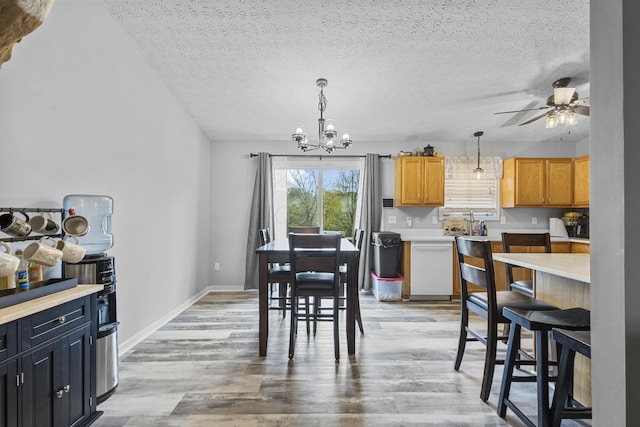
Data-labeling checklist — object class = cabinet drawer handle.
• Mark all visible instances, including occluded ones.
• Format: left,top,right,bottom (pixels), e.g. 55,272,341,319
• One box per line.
58,316,66,324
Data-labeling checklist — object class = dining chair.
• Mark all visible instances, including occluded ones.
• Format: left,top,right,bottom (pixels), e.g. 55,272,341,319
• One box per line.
501,232,552,297
288,232,342,360
288,226,321,234
454,236,557,401
259,228,289,316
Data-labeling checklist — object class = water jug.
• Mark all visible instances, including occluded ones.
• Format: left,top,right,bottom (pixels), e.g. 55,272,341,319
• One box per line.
63,195,113,255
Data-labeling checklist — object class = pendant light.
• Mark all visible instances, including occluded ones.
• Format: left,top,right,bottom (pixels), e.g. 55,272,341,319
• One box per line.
473,131,484,180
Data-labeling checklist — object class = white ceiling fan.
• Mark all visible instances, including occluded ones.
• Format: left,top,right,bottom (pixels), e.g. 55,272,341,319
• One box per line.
495,77,590,127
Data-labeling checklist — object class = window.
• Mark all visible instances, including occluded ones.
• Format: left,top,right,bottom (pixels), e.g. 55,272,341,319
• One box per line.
272,157,364,240
439,156,502,220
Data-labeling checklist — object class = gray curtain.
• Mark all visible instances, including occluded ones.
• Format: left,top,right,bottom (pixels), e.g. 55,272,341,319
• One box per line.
357,153,382,291
243,153,274,290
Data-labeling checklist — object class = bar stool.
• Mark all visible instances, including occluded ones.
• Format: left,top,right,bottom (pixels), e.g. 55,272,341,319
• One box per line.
550,329,592,427
497,307,591,427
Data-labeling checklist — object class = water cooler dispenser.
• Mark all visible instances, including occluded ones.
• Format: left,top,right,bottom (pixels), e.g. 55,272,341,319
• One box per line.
62,195,119,403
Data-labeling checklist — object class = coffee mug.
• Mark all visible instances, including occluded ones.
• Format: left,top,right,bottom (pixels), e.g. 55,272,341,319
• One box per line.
24,237,63,267
0,212,32,237
54,235,86,264
62,214,90,236
0,242,20,277
29,212,60,234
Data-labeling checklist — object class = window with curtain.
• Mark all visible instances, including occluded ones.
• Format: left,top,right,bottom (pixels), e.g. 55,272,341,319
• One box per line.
439,156,503,220
271,157,365,240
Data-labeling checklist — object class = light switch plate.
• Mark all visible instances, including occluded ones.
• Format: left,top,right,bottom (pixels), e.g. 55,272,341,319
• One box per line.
500,216,506,224
532,217,538,225
388,215,396,224
431,216,438,225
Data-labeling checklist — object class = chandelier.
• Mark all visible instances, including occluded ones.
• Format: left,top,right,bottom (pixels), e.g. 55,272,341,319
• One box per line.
291,78,352,153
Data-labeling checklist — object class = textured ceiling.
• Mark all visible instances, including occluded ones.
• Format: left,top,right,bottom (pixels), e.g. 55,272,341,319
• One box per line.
100,0,589,146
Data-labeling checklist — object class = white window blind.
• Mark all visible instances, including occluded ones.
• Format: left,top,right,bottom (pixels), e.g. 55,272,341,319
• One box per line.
440,156,503,220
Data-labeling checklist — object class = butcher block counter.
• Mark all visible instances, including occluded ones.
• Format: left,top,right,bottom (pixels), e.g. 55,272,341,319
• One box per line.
0,284,103,325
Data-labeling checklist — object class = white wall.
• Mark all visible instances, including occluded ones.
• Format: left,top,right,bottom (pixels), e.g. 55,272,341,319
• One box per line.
0,0,211,347
209,137,585,288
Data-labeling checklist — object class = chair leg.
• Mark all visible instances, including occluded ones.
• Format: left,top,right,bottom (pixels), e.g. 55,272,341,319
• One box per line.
355,292,364,334
280,283,287,318
454,304,469,371
535,330,551,427
305,297,311,336
333,292,340,360
480,320,499,401
288,294,298,359
550,345,577,427
497,323,522,416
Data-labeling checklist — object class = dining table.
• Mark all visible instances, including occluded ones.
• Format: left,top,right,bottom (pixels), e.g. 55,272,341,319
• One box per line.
256,237,360,357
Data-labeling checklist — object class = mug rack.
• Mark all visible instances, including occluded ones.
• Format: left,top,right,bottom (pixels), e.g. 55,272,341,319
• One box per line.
0,207,65,243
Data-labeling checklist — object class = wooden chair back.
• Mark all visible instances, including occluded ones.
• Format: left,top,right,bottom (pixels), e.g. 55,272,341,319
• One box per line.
288,233,341,277
288,226,321,234
258,228,271,246
455,237,498,313
501,232,551,287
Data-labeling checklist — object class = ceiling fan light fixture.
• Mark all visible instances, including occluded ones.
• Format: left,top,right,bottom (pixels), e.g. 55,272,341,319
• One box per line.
554,87,576,105
566,111,578,126
545,114,558,129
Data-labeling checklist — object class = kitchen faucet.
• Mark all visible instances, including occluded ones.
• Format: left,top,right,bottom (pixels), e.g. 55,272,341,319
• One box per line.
468,211,474,235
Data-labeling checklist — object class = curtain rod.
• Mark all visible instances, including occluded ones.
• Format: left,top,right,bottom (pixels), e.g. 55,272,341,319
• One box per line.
250,153,392,159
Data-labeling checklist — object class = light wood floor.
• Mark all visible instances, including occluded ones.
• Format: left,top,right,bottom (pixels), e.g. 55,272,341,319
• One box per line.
93,291,592,426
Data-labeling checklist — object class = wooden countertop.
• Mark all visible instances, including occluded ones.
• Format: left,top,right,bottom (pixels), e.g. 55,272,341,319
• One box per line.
492,253,590,283
0,285,103,325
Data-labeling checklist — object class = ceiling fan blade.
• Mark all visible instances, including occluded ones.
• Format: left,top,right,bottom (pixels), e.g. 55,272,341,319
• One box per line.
554,87,576,104
494,106,549,115
517,111,550,126
574,105,590,116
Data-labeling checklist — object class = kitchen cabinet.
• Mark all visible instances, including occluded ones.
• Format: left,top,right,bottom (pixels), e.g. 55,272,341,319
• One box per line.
0,294,99,427
501,158,574,208
394,156,444,206
573,155,590,207
571,242,590,253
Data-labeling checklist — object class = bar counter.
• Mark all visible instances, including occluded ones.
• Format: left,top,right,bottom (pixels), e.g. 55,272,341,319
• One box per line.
492,252,591,405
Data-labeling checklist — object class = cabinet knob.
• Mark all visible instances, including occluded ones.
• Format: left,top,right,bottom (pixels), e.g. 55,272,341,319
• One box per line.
57,389,64,398
58,316,66,324
63,384,70,393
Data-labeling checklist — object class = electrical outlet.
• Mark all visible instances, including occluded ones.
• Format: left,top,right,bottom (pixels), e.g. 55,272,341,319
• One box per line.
406,216,412,227
532,217,538,225
500,216,506,225
388,215,396,224
431,215,438,225
414,217,420,224
214,263,220,271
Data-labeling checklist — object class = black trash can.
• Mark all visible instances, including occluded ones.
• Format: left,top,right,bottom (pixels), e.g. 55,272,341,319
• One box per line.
371,231,402,278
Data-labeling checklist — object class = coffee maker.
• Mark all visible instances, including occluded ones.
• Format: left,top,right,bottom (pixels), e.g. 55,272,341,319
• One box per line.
577,215,589,238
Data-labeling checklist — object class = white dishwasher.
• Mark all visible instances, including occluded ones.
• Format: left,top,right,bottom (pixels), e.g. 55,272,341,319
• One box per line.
410,242,453,300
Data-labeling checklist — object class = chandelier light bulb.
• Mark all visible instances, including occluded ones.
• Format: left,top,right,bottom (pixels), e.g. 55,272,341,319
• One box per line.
342,133,349,141
295,127,304,135
326,123,334,131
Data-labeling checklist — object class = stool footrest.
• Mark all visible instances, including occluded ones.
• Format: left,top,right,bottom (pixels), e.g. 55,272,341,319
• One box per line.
503,399,537,427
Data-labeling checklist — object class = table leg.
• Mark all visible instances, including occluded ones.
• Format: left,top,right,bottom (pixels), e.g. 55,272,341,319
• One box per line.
259,253,268,356
347,254,357,354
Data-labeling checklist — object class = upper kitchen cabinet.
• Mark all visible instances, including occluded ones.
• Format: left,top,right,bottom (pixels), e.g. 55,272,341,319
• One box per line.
501,157,574,208
573,155,590,207
395,156,445,206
